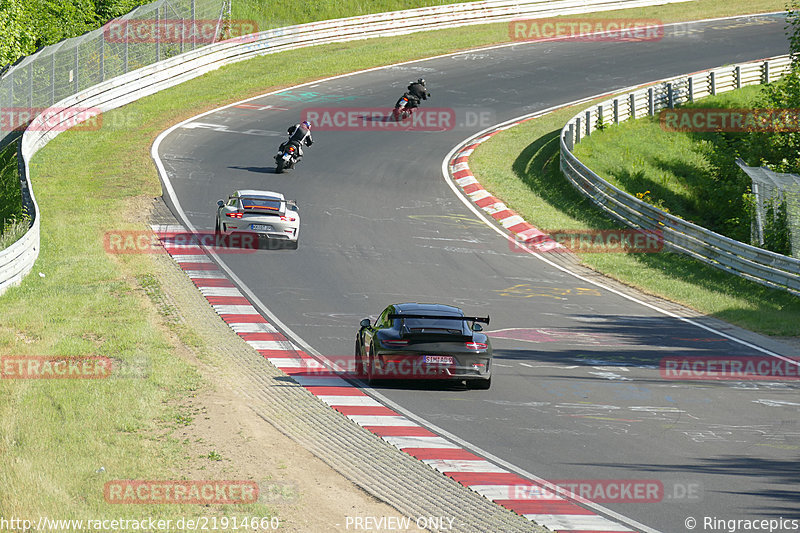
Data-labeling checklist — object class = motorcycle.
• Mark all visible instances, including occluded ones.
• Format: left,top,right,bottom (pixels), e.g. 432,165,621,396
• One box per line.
275,141,301,173
392,95,416,121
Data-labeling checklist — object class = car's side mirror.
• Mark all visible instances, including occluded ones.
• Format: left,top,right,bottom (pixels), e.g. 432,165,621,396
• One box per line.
360,318,371,328
217,200,224,207
471,323,483,332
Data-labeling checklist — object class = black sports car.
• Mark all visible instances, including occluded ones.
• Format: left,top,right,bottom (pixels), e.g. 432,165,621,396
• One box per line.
355,303,492,389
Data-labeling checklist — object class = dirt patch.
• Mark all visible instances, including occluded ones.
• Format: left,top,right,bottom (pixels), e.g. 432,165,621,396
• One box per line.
175,385,428,533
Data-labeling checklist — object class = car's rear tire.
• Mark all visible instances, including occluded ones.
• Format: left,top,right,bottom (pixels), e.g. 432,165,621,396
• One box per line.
354,339,363,378
214,221,223,247
468,377,491,390
366,344,379,386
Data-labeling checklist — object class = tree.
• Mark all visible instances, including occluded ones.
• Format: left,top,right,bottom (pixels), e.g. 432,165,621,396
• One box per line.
0,0,37,68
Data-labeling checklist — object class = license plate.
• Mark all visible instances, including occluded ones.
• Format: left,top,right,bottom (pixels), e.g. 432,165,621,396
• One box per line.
423,355,453,364
251,224,273,231
282,153,292,161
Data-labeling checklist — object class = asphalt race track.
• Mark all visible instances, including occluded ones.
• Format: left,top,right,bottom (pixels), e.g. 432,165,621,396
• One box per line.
156,14,799,532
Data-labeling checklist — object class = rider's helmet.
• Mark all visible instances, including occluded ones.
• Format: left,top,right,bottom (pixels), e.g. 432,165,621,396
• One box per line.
417,78,425,86
302,120,311,130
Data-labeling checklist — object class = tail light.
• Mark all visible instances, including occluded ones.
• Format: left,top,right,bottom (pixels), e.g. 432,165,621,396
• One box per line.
288,146,295,152
382,340,409,347
465,342,488,350
280,215,296,222
225,212,243,218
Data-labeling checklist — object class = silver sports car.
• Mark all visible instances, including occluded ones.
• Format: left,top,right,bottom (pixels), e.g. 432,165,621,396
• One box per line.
215,189,300,249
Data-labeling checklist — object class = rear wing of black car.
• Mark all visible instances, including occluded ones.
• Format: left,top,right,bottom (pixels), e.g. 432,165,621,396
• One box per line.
388,314,490,324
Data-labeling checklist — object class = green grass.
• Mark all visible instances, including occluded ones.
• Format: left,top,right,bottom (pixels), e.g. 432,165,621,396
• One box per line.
573,86,766,242
232,0,483,29
230,0,788,30
470,97,800,336
0,0,791,522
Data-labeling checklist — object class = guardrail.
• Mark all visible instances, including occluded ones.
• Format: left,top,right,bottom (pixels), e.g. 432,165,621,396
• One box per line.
560,55,800,296
0,0,698,295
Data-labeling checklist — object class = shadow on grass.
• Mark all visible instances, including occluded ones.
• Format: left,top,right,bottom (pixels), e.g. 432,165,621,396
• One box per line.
509,129,800,335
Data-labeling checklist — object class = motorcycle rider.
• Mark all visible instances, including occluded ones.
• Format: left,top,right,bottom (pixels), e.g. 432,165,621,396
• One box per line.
278,120,314,160
407,78,430,102
398,78,430,112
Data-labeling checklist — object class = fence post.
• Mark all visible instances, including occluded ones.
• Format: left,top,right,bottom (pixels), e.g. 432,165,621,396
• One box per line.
629,93,636,120
566,123,574,151
191,0,197,51
735,65,741,89
584,110,591,136
99,33,105,83
124,20,129,73
710,71,716,95
156,7,161,62
763,61,770,84
51,54,55,105
74,44,80,94
648,87,654,116
575,116,581,143
597,105,603,129
613,98,619,124
28,65,33,110
667,83,674,109
688,76,693,102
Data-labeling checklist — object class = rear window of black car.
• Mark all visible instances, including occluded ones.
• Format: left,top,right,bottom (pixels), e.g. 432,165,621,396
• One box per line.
241,197,282,211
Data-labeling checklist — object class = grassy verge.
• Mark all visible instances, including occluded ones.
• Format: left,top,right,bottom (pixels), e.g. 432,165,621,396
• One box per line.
572,86,766,243
470,96,800,336
0,0,789,522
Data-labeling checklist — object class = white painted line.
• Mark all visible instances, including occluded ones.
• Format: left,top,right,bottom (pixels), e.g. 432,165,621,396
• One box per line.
499,215,525,228
150,224,185,232
458,148,474,157
347,415,418,427
213,304,260,314
483,202,508,215
172,255,212,263
469,484,561,501
268,358,324,369
199,287,244,297
524,514,634,532
247,340,298,351
230,322,279,333
316,395,380,406
467,189,491,201
382,436,459,449
183,270,226,278
423,459,507,473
